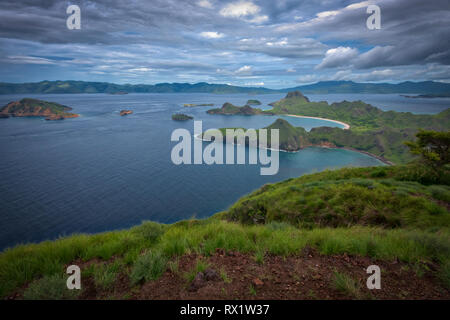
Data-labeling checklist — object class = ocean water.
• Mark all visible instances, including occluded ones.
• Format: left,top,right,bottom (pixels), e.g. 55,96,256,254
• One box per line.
1,92,446,250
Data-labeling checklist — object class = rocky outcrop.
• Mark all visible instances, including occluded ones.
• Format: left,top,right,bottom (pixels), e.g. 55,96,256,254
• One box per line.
120,110,133,116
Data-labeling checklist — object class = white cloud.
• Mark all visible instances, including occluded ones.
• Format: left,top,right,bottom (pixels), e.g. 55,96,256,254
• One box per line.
6,55,55,65
128,67,153,72
316,46,359,69
220,1,267,24
277,1,371,31
235,65,252,75
248,15,268,24
200,31,224,39
244,81,264,86
220,1,260,18
197,0,213,9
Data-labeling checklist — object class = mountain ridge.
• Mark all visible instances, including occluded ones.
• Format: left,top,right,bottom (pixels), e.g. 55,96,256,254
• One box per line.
1,80,450,94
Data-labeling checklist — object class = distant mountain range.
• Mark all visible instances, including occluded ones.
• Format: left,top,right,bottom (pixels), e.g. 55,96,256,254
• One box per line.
1,80,450,95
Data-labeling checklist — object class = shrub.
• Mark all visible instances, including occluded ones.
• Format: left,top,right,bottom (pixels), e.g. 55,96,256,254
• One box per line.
332,271,362,299
131,221,167,243
93,260,123,290
130,250,168,285
23,274,80,300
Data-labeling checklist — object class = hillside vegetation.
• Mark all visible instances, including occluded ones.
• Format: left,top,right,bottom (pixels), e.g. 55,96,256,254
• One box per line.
206,92,450,164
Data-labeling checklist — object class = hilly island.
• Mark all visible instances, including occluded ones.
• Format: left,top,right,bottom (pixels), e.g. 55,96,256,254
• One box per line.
203,91,450,164
0,98,79,120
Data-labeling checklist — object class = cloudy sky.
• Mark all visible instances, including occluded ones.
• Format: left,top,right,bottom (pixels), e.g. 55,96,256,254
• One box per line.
0,0,449,88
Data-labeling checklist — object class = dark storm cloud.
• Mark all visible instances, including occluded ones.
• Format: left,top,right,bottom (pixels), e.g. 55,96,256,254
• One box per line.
276,0,450,69
0,0,448,86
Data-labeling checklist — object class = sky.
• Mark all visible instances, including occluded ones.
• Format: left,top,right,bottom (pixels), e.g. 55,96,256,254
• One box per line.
0,0,449,89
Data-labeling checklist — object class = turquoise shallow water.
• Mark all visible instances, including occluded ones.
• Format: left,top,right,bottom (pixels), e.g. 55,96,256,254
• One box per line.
1,92,438,250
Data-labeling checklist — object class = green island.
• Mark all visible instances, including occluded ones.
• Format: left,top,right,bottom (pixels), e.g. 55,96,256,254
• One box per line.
0,98,79,120
206,102,266,116
205,91,450,164
172,113,193,121
401,93,450,99
246,99,262,105
183,103,214,107
0,131,449,300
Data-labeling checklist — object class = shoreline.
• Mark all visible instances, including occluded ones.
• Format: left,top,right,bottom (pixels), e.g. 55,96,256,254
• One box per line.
285,114,350,130
195,133,393,164
314,145,394,166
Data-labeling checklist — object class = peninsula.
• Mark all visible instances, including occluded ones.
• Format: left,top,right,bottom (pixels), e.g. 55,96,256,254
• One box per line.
206,91,450,164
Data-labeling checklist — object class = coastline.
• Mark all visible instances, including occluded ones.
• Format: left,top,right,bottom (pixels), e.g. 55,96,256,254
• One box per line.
315,145,394,166
195,133,393,164
285,114,350,130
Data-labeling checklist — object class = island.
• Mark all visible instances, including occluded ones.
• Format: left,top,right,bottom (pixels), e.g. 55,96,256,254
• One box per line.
206,102,267,115
401,93,450,99
120,110,133,116
0,98,79,120
183,103,214,107
246,99,262,105
205,91,450,164
110,91,128,95
172,113,193,121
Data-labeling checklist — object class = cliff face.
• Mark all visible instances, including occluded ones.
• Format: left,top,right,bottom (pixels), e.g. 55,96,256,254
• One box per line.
0,98,79,120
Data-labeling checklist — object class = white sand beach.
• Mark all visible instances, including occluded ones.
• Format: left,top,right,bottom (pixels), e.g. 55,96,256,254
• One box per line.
285,114,350,130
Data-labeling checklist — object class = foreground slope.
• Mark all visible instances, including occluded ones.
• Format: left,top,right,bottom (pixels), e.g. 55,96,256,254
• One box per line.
0,165,449,300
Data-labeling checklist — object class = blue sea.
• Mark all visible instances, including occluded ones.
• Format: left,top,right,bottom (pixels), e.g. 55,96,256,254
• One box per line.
0,93,448,250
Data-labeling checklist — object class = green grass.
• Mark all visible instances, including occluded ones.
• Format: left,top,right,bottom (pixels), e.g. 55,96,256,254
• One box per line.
184,258,211,284
226,166,450,229
220,268,232,284
92,260,124,290
332,271,362,299
23,274,80,300
249,284,257,296
130,250,168,285
1,220,449,298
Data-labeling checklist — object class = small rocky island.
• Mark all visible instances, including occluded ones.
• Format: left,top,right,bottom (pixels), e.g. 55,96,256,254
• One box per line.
0,98,79,120
183,103,214,107
172,113,193,121
206,102,266,115
246,99,262,105
120,110,133,116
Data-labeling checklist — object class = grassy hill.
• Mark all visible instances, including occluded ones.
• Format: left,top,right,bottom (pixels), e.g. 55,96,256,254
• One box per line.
0,164,449,300
207,102,264,115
